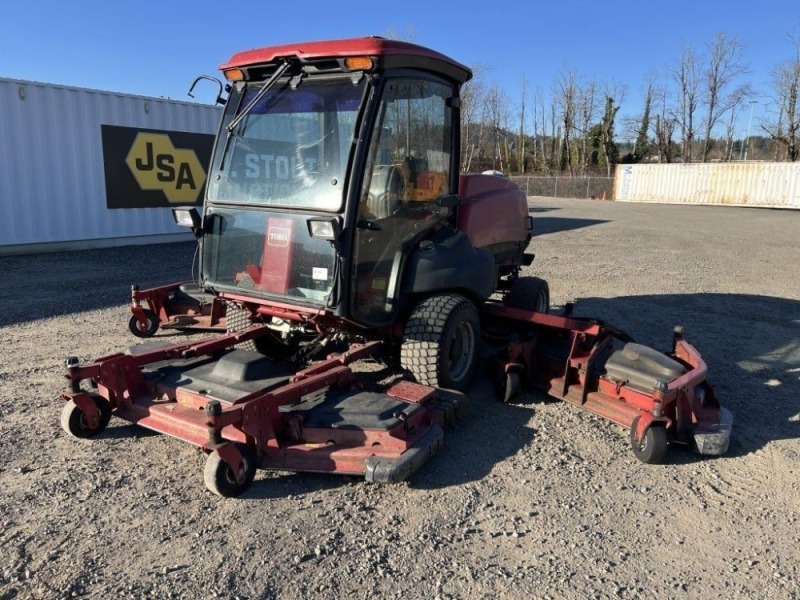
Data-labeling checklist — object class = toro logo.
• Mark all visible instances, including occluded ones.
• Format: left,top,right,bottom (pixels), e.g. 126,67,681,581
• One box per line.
267,227,290,247
125,133,207,203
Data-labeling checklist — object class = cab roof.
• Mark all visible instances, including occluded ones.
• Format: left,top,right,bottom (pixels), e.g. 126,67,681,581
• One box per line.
220,37,472,84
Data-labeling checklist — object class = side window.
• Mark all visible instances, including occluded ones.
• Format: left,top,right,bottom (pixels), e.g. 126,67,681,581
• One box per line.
352,78,455,324
360,79,453,220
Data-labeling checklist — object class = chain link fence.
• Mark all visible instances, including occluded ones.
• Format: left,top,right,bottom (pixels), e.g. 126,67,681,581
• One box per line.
509,176,614,200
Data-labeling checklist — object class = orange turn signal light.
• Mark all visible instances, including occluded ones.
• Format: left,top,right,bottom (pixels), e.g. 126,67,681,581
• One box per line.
344,56,374,71
223,68,244,81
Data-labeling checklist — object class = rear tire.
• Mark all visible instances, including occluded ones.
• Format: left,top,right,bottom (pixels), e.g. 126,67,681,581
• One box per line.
401,294,480,392
505,277,549,313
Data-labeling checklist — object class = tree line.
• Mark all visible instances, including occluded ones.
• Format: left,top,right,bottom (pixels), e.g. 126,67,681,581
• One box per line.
457,24,800,176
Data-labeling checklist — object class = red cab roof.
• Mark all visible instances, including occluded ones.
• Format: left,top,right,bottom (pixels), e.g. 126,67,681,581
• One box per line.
220,37,472,84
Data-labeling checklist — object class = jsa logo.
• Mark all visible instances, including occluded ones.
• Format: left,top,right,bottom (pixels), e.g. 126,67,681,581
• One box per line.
125,133,206,203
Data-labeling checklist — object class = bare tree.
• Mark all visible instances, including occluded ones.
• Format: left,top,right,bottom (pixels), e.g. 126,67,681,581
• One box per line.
483,83,510,171
460,64,488,171
723,102,743,161
700,32,751,161
530,87,545,172
653,85,677,163
382,26,416,41
554,69,579,175
517,75,527,173
674,44,702,162
762,26,800,161
550,102,559,174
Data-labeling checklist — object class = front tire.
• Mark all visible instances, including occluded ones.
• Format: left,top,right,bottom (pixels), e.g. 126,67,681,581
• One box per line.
401,294,480,392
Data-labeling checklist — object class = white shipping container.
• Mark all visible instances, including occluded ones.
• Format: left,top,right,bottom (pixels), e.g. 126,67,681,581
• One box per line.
0,77,223,254
614,162,800,209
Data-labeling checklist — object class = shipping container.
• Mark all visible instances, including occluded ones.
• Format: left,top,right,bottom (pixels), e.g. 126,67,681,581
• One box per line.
614,162,800,209
0,77,222,255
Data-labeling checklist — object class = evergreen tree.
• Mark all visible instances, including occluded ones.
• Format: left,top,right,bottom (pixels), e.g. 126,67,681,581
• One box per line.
633,84,653,162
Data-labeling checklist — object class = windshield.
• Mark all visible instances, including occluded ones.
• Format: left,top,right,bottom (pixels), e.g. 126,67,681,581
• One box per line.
207,76,366,211
202,207,336,304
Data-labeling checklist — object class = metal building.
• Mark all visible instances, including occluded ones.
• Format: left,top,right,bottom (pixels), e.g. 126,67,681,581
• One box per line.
0,78,222,255
614,162,800,209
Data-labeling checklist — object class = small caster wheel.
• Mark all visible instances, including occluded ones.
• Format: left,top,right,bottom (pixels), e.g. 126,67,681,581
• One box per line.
204,443,257,498
498,372,521,404
60,395,112,439
128,309,159,338
630,417,668,464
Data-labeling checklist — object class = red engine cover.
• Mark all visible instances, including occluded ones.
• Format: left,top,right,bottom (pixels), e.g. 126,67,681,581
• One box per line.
457,173,529,252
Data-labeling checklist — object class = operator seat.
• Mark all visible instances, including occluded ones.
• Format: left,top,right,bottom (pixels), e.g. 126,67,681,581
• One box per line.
365,164,405,219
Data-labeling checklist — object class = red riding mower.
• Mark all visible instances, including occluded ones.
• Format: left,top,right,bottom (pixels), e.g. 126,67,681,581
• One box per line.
60,38,731,497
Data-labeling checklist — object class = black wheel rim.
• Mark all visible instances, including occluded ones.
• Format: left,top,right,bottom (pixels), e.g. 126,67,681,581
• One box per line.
448,320,476,382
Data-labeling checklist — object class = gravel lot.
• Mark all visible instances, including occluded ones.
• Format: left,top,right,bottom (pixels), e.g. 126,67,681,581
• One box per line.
0,197,798,599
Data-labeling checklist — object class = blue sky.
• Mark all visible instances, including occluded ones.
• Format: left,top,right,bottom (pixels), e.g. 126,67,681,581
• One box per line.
1,0,798,137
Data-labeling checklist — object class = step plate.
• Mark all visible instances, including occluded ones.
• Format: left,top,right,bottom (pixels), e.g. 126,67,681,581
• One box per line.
279,389,424,431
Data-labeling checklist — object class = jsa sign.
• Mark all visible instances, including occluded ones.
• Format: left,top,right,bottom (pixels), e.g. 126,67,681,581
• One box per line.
102,125,214,209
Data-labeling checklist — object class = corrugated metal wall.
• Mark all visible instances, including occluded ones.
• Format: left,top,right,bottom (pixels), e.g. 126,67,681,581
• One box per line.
0,78,222,251
614,163,800,209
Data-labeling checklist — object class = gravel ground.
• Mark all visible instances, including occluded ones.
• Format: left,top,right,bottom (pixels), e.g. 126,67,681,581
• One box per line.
0,197,798,599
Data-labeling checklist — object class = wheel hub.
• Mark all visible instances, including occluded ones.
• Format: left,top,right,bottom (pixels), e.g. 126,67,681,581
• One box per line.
448,321,475,381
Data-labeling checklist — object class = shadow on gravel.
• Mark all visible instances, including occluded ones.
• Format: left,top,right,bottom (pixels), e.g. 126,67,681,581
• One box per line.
528,207,561,213
242,472,350,500
0,241,198,327
568,293,800,456
534,217,610,236
412,378,538,490
102,423,160,440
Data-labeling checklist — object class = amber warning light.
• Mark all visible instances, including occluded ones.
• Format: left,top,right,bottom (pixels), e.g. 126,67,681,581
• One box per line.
223,68,244,81
344,56,374,71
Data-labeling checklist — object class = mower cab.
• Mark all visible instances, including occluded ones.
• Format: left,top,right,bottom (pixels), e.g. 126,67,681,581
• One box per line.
183,38,530,335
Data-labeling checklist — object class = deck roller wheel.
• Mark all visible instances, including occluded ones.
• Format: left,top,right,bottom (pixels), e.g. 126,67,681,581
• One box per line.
204,443,257,498
128,309,159,338
60,395,112,439
630,417,668,464
497,371,521,404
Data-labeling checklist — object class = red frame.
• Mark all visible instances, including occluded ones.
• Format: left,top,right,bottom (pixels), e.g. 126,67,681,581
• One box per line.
131,281,226,332
483,304,723,447
62,330,452,478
